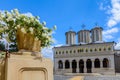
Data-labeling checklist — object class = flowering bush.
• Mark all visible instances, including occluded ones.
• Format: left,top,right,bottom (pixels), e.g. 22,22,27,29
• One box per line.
0,9,56,48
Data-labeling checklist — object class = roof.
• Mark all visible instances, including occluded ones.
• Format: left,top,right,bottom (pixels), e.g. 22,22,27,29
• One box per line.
65,30,76,35
53,41,115,49
91,27,103,31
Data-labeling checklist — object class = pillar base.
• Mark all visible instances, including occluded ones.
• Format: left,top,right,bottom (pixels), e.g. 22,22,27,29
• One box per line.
5,52,53,80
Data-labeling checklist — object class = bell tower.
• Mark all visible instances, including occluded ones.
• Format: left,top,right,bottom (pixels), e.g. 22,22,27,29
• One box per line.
65,28,76,45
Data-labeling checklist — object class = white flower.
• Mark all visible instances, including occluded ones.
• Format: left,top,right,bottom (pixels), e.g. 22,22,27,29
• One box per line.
4,26,8,30
46,35,51,40
17,25,20,28
42,33,47,37
23,18,26,21
29,27,33,34
27,19,30,24
13,9,19,16
36,16,40,19
35,37,38,41
42,21,46,26
43,26,48,30
29,17,34,21
53,25,57,30
6,12,11,18
15,27,17,29
6,17,13,22
21,28,26,33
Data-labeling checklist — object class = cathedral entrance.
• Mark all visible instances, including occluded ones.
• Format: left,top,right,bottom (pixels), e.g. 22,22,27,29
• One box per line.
86,59,92,73
72,60,77,73
79,60,84,73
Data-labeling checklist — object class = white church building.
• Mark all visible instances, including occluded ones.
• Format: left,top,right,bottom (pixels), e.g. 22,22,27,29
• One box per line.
53,26,120,75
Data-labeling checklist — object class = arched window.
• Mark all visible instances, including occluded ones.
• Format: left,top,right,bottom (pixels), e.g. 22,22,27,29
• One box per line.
65,60,70,69
70,50,72,53
59,51,61,54
66,51,68,54
62,51,64,54
58,60,63,69
99,48,101,51
90,49,92,52
86,59,92,68
56,51,58,54
86,59,92,73
86,49,88,52
108,47,111,51
94,58,100,68
81,49,83,52
94,48,97,51
74,50,76,53
104,48,106,51
79,59,84,73
72,60,77,73
72,60,77,68
103,58,109,68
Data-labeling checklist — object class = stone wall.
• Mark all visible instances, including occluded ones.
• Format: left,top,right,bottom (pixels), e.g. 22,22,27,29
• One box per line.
115,54,120,73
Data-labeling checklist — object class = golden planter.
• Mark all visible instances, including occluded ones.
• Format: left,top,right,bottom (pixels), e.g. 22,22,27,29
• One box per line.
16,28,41,52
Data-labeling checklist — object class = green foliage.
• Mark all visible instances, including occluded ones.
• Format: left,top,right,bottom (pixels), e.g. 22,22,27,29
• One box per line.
9,43,18,52
0,42,5,51
0,9,56,48
0,52,5,58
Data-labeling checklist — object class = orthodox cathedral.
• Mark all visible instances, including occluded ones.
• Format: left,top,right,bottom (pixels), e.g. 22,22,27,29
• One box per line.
53,25,120,76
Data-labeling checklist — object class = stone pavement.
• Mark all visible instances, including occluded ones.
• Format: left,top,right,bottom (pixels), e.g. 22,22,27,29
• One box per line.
54,74,120,80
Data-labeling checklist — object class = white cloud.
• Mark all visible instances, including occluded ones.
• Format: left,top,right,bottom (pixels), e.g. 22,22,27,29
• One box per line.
41,46,54,59
99,2,111,10
115,38,120,49
41,44,63,60
107,0,120,27
107,19,117,27
103,35,114,40
52,38,58,44
103,27,119,40
99,0,120,42
100,3,106,10
103,27,119,35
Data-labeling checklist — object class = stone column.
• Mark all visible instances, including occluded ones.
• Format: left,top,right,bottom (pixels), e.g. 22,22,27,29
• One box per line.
91,59,94,73
5,52,53,80
92,59,94,68
62,61,65,74
69,61,72,73
84,60,87,73
77,60,79,73
100,59,103,68
63,61,65,69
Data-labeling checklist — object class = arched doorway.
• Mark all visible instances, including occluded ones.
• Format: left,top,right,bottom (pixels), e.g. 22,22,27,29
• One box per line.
86,59,92,73
65,60,70,69
103,58,109,68
58,60,63,69
94,58,100,68
79,59,84,73
72,60,77,73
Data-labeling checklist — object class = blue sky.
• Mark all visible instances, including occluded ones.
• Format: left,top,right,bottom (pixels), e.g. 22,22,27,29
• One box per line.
1,0,120,59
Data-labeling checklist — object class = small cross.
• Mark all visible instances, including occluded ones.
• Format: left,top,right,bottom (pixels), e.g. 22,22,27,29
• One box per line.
69,27,72,31
95,22,98,26
81,24,85,29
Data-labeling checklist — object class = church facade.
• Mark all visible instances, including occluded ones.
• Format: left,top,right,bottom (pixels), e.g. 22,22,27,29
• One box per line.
53,26,118,75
